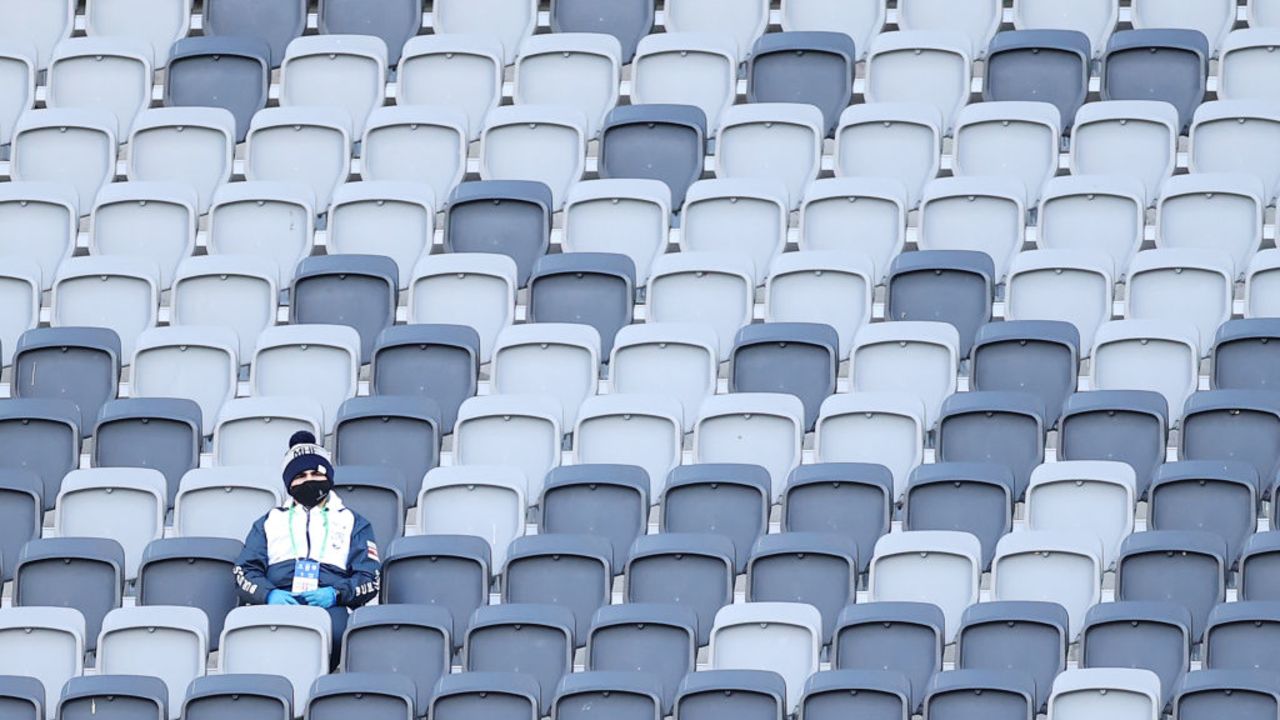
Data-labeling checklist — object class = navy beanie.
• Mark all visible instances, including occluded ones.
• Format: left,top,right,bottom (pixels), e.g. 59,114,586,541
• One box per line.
281,430,335,487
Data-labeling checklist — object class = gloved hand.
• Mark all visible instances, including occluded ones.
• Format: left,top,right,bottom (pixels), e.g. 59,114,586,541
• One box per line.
267,589,299,605
300,586,338,609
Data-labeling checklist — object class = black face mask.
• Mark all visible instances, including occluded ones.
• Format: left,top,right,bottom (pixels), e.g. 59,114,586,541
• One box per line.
289,479,332,509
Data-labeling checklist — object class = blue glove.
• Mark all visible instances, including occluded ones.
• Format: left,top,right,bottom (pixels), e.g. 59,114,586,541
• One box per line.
267,589,299,605
300,587,338,609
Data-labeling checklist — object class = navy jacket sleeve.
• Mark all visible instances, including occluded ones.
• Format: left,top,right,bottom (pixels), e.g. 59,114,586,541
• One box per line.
335,515,381,608
233,516,274,605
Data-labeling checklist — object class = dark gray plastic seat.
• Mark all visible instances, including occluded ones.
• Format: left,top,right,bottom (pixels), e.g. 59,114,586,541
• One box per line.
674,670,786,720
624,533,735,646
551,0,654,62
529,253,636,357
464,604,576,715
1212,319,1280,391
1149,460,1258,566
1058,390,1169,500
799,670,911,720
1205,601,1280,672
1080,601,1192,709
587,604,698,715
1102,29,1211,133
746,32,858,137
1116,531,1227,641
202,0,307,68
957,601,1069,712
13,327,121,438
971,321,1081,425
0,471,42,582
904,462,1015,570
59,675,167,720
781,463,893,575
746,532,857,645
923,670,1036,720
1180,391,1280,498
381,534,490,649
371,324,480,434
334,396,442,504
886,250,996,358
552,671,663,720
502,534,613,644
0,400,78,512
342,605,450,714
429,672,540,720
14,537,124,652
137,537,243,651
182,674,293,720
0,676,42,720
833,602,945,712
984,30,1091,130
729,322,839,431
1242,532,1280,602
539,464,650,571
330,465,406,547
165,37,271,142
319,0,421,65
659,463,771,574
291,255,400,364
93,398,201,510
936,392,1045,501
304,673,415,720
445,181,554,287
598,104,707,209
1174,669,1280,720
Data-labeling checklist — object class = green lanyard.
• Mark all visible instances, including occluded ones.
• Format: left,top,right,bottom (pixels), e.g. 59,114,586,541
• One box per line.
287,504,330,561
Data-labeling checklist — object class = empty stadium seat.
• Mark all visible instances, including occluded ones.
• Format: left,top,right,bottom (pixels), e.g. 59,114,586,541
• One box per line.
869,531,982,643
586,604,698,715
1247,249,1280,317
0,607,82,716
681,179,789,286
1102,30,1210,133
11,109,117,212
664,0,768,58
334,395,442,501
97,606,207,717
1213,319,1280,390
199,0,302,67
514,34,621,139
206,182,314,288
693,394,805,500
1125,249,1234,353
924,670,1037,720
245,107,352,210
710,602,822,714
280,35,387,137
52,256,158,362
47,37,152,138
408,254,516,365
745,33,857,137
1047,668,1162,720
305,673,416,720
1242,532,1280,601
632,33,739,134
887,250,995,358
833,602,945,712
746,533,858,645
674,670,787,720
331,465,406,547
0,261,40,368
92,398,200,509
798,669,912,720
904,463,1014,570
173,468,280,541
957,601,1070,712
851,321,960,428
211,397,323,467
379,534,489,648
0,471,40,582
89,183,197,291
55,468,165,579
1090,320,1201,425
318,0,420,66
326,182,434,290
658,464,771,573
1131,0,1236,56
562,180,670,288
503,534,613,642
1195,102,1280,200
136,537,242,651
14,537,123,652
865,31,973,133
1218,29,1280,101
779,0,884,59
991,531,1103,640
597,104,707,209
432,0,537,65
164,38,270,143
464,604,575,715
897,0,1001,58
1070,101,1180,206
1174,669,1280,720
953,100,1062,205
834,105,941,210
623,534,736,646
480,105,587,210
1025,461,1138,570
359,106,467,204
0,183,77,294
814,394,926,502
984,30,1092,128
340,604,450,714
1116,531,1228,640
528,253,635,357
428,672,541,720
764,253,873,362
11,327,121,437
251,324,361,434
291,255,399,364
370,325,479,435
1156,174,1264,276
971,321,1080,424
416,465,526,568
1080,601,1192,710
571,397,680,503
452,396,561,501
646,252,755,360
58,676,167,720
491,322,600,429
1180,391,1280,501
730,323,838,431
1036,176,1146,279
0,1,72,71
0,675,43,720
918,177,1026,280
1204,602,1280,672
781,464,893,574
162,262,271,366
0,400,79,511
219,605,331,712
537,464,648,570
130,327,237,438
397,35,504,141
551,671,663,720
444,180,554,288
716,104,824,207
181,674,293,720
936,392,1045,500
1058,390,1168,499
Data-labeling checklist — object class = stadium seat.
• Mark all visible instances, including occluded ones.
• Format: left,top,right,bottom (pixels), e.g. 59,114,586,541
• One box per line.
1058,390,1168,499
164,38,270,143
290,254,399,364
657,464,771,573
923,670,1036,720
1025,461,1138,571
416,465,526,568
245,107,352,210
491,322,600,428
528,253,635,357
1090,320,1201,425
14,537,123,652
625,534,736,646
1180,391,1280,500
173,468,280,541
211,397,323,467
47,37,151,138
89,182,197,291
1079,601,1192,710
681,179,789,286
709,602,821,714
479,105,587,210
746,533,858,645
51,256,159,362
432,0,537,65
597,104,707,209
444,180,554,288
550,0,654,62
886,250,995,358
428,672,541,720
10,109,117,212
318,0,420,66
55,468,165,579
0,676,43,720
779,0,884,59
957,601,1070,712
0,261,41,367
250,324,361,434
219,606,331,712
1102,30,1210,133
745,33,857,137
897,0,1001,58
729,323,838,431
280,35,386,137
408,253,517,364
810,398,920,484
11,327,121,437
0,183,77,294
371,325,480,433
834,105,941,210
1036,175,1146,279
1155,174,1264,276
562,180,670,288
1125,249,1234,353
398,35,504,141
359,106,467,204
971,321,1080,424
586,604,698,715
464,604,576,715
380,534,490,648
514,34,621,139
1131,0,1236,56
1173,669,1280,720
326,182,434,290
646,252,755,361
716,104,824,206
693,394,805,500
538,464,649,569
833,602,945,712
0,471,40,582
1047,668,1162,720
341,605,450,714
631,33,739,134
869,531,982,643
1192,102,1280,207
136,537,243,651
201,0,305,67
990,531,1103,640
206,182,315,288
984,30,1092,128
664,0,768,58
1070,100,1180,206
0,400,80,510
166,260,274,365
1242,532,1280,601
1247,249,1280,317
1213,319,1280,390
0,608,82,716
764,252,874,361
674,670,787,720
865,31,973,133
571,397,680,503
92,398,201,509
936,392,1045,500
58,675,167,720
1116,531,1228,640
502,534,613,642
1218,29,1280,101
130,327,237,437
1205,602,1280,672
551,671,663,720
330,465,405,547
181,674,293,720
798,669,912,720
781,463,894,573
953,101,1062,205
904,463,1014,569
452,396,561,501
0,44,33,146
98,606,207,717
918,177,1026,280
850,321,960,428
305,673,415,720
0,0,72,71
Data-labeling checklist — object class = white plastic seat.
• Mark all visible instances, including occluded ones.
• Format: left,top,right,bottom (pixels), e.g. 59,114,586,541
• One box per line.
953,101,1062,206
869,530,983,643
632,32,740,135
780,0,886,60
1124,249,1235,354
1036,175,1147,280
131,326,239,436
432,0,537,65
280,35,388,137
514,33,621,138
1219,29,1280,101
798,178,909,282
98,606,208,718
851,321,960,428
171,256,279,362
408,253,518,364
0,260,40,367
715,103,825,209
1070,101,1180,206
1246,248,1280,317
89,182,198,290
693,392,805,502
709,602,822,714
206,182,313,288
897,0,1002,59
1189,100,1280,201
220,605,332,712
1090,319,1201,425
1025,461,1137,572
327,181,435,289
664,0,769,59
491,323,601,430
174,467,283,540
398,34,504,140
573,394,684,501
1252,0,1280,27
250,324,361,434
1131,0,1236,56
479,105,587,210
0,42,34,147
815,393,927,501
0,0,73,71
212,397,324,467
646,252,755,362
453,395,562,501
11,108,118,212
55,468,166,579
865,31,973,134
562,179,672,287
1047,668,1162,720
47,37,152,138
416,465,527,568
991,530,1103,641
51,256,159,361
127,108,237,215
918,176,1026,280
765,251,875,360
359,106,468,203
0,182,76,291
609,323,719,433
1006,249,1115,357
0,607,84,717
834,103,943,209
244,106,352,210
85,0,190,67
680,178,790,285
1012,0,1119,58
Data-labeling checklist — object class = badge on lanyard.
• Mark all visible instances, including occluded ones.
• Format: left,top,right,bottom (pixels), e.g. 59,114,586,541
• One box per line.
292,559,320,594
